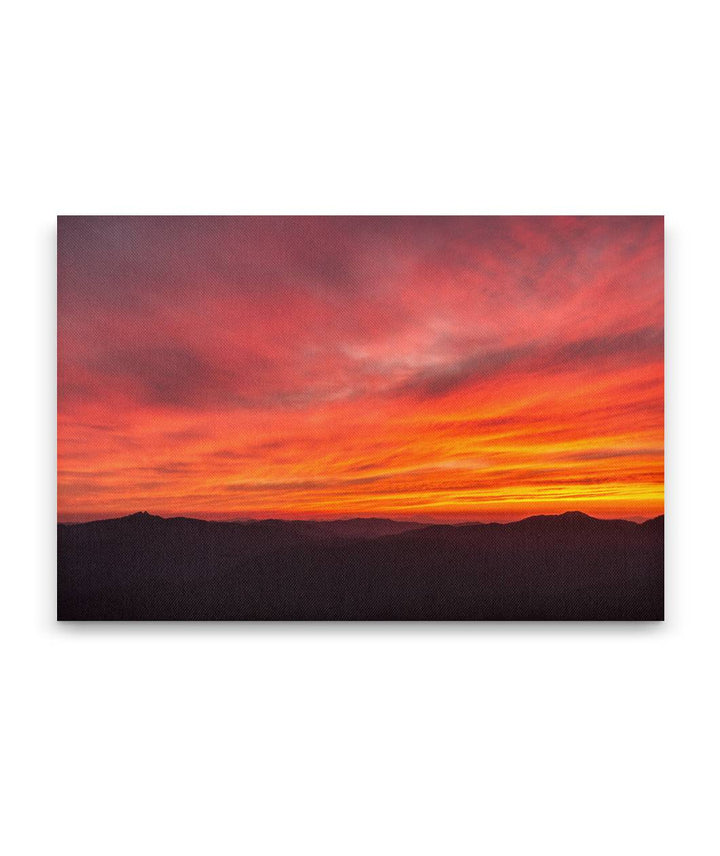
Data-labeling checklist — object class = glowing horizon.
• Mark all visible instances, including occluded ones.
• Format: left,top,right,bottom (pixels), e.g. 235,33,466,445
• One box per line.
58,216,664,524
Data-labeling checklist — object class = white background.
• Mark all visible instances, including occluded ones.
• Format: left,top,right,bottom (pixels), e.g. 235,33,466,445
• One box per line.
2,2,718,854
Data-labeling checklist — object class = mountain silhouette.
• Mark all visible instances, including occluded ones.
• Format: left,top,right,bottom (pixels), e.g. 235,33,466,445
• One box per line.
57,512,664,620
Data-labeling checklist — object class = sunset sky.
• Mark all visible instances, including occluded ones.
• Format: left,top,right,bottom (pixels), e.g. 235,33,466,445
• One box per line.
58,216,663,523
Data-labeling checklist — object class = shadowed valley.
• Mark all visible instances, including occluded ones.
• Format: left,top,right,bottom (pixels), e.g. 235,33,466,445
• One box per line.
57,511,663,620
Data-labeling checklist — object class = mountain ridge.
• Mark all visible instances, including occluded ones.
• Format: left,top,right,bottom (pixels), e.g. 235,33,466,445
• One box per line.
58,509,664,529
58,507,664,620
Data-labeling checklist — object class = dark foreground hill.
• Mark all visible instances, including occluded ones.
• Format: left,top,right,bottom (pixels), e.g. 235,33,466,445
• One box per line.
57,511,664,620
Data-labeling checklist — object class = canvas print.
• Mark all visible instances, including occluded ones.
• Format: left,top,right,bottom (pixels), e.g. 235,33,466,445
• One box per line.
57,216,664,620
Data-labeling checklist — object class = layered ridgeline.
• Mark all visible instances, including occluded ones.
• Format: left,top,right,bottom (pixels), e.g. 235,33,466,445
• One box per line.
57,511,663,621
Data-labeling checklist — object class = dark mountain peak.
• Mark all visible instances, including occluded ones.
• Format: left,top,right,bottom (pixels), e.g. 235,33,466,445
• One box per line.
98,511,168,527
506,510,641,534
521,511,594,522
511,510,596,527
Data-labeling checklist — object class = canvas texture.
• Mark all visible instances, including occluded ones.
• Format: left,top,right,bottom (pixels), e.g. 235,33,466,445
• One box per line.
57,216,664,620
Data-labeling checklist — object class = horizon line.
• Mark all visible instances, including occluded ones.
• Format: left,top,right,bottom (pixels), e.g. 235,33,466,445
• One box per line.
57,509,665,527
